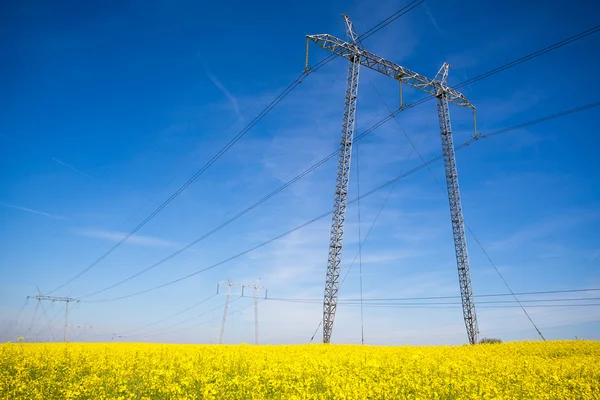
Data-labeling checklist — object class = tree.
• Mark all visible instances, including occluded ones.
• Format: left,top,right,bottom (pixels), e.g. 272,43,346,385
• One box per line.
479,337,502,344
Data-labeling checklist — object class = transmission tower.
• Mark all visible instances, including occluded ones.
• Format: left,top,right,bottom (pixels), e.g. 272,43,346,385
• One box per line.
433,63,479,344
218,279,243,344
244,279,265,345
217,279,266,344
306,14,480,344
26,291,80,342
308,14,362,344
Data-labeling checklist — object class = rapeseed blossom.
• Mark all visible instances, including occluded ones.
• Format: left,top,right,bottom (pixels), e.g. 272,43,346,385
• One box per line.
1,340,598,399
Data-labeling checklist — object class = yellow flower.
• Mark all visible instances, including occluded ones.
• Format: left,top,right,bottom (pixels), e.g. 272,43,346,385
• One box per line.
0,340,599,399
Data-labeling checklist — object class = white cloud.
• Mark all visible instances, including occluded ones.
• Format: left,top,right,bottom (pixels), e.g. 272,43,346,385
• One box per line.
73,228,177,248
199,57,243,121
0,201,66,220
487,208,600,251
52,157,97,181
424,4,444,35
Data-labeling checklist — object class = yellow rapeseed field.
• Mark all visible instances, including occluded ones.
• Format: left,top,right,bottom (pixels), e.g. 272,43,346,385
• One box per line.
1,340,598,399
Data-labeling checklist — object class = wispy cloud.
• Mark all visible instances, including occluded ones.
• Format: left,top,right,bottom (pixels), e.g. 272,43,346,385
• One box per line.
74,228,177,248
198,57,243,121
52,157,97,181
424,4,444,35
487,208,600,251
0,201,66,219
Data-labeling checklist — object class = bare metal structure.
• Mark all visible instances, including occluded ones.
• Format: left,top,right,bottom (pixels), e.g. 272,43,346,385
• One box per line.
306,15,479,344
27,291,80,342
306,15,362,345
244,279,264,345
218,279,244,344
217,279,265,344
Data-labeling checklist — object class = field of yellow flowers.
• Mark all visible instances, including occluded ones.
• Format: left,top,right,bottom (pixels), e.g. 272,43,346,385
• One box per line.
1,340,598,399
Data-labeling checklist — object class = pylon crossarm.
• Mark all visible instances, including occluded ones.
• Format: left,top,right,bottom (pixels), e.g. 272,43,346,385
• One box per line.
306,34,474,109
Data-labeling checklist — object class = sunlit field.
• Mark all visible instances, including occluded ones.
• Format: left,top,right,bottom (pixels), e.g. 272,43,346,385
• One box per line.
1,340,598,399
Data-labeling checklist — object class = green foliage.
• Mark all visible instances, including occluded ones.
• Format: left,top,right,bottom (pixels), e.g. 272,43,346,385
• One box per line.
479,337,502,344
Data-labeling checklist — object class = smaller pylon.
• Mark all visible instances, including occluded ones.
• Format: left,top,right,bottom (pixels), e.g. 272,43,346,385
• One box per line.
217,279,245,344
244,279,265,344
26,290,80,342
217,278,266,344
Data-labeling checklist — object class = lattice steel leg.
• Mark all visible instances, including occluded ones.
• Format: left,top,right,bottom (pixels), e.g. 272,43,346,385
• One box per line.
322,55,360,344
435,84,479,345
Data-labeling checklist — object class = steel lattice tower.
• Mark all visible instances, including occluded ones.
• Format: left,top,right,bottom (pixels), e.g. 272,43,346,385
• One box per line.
306,15,479,344
27,289,80,342
434,64,478,344
319,15,362,344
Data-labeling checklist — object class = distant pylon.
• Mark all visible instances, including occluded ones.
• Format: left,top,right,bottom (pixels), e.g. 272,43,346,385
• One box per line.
27,289,80,342
217,278,265,344
244,279,264,344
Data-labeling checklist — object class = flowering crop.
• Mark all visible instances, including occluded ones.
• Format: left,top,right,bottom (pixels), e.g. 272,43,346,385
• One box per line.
1,340,598,399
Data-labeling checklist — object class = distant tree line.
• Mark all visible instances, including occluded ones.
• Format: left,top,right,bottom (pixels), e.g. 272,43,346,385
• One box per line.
479,337,502,344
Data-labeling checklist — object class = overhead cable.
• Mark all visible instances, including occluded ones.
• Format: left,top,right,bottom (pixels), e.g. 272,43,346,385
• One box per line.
76,25,600,299
67,0,426,299
81,102,600,302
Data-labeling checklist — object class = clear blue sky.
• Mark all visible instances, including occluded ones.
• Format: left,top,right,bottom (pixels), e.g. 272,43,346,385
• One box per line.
1,0,599,344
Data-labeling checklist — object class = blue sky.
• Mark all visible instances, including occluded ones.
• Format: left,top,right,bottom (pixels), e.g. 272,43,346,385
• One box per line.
1,0,599,345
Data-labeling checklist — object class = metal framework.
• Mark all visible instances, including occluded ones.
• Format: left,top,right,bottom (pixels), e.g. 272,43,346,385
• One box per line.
217,279,266,344
306,15,479,344
314,15,362,344
26,292,80,342
218,279,243,344
244,279,264,345
433,64,479,344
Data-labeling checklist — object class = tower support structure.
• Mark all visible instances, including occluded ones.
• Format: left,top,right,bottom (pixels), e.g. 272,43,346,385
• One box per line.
318,15,362,344
244,279,264,344
217,279,265,344
26,292,80,342
434,64,478,344
306,14,479,344
218,279,243,344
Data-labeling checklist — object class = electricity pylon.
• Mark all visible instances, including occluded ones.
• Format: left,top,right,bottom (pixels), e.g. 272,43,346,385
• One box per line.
244,279,264,344
433,63,479,344
306,15,479,344
218,279,243,344
27,291,80,342
217,279,266,344
306,14,362,345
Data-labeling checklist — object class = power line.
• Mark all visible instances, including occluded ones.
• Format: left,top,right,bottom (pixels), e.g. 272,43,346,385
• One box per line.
366,80,544,340
116,294,217,336
80,101,600,303
119,297,243,339
127,298,260,340
341,303,600,309
355,128,365,346
340,78,434,344
271,287,600,302
33,303,65,341
76,25,600,301
46,72,309,295
0,299,28,335
394,23,600,111
339,81,434,288
36,300,56,341
309,320,323,343
456,24,600,89
68,1,426,300
73,22,597,301
266,297,600,308
70,13,600,302
269,297,600,305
